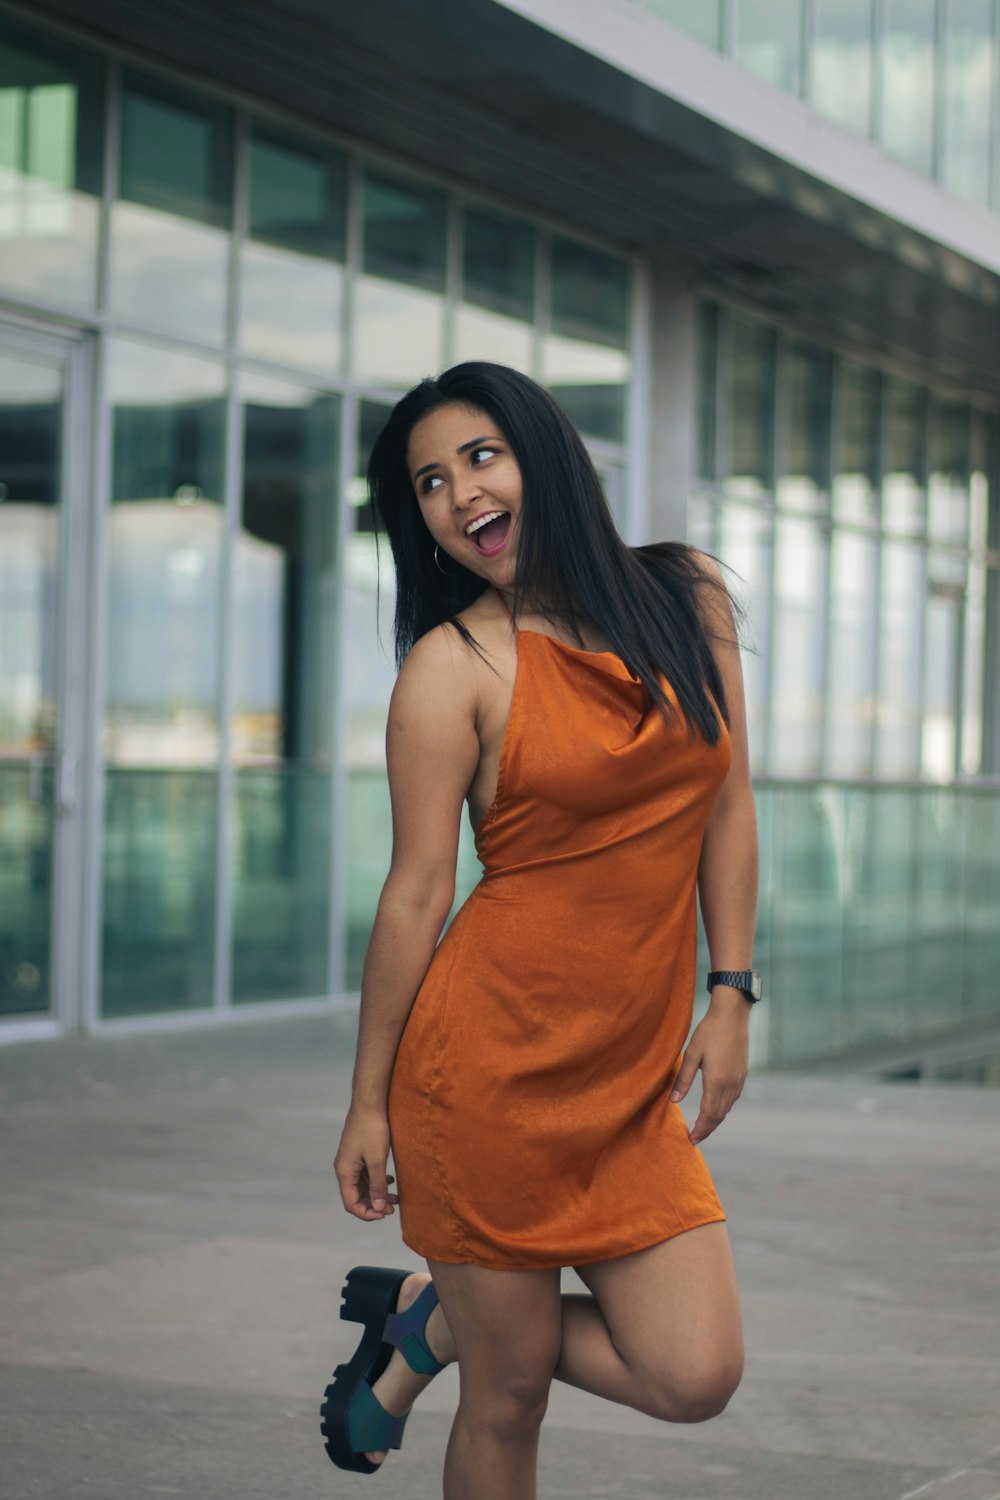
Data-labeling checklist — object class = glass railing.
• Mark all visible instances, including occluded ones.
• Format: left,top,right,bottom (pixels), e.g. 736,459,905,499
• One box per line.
346,770,1000,1069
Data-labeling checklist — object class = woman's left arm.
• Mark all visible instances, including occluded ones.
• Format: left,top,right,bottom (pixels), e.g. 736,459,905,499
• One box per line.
670,554,759,1145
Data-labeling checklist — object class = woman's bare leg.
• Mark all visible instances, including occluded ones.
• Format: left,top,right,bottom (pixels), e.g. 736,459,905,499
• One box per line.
560,1222,744,1421
429,1262,563,1500
362,1223,743,1476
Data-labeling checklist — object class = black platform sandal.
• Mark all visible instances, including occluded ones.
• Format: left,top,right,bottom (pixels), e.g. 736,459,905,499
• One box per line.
320,1265,445,1474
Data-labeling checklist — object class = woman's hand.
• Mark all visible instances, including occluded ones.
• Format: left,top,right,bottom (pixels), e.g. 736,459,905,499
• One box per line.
670,995,750,1145
334,1103,399,1221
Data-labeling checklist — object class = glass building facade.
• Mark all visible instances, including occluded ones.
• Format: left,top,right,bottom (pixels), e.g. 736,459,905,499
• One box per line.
1,1,998,1072
637,0,1000,211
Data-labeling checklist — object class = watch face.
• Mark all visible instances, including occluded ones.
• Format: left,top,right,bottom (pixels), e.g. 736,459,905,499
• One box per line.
750,973,762,1001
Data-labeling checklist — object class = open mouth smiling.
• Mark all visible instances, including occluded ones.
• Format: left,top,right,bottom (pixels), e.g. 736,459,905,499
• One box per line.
464,510,512,555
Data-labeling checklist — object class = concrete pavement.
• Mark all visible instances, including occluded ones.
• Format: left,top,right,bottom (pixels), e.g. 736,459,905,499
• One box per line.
1,1010,999,1499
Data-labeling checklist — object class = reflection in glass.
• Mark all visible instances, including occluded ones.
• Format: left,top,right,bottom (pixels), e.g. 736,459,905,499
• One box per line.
241,126,347,374
921,591,960,781
725,314,775,500
841,787,913,1047
941,0,995,205
733,0,804,92
833,361,880,525
880,0,937,174
101,770,217,1016
642,0,721,48
455,206,534,369
355,171,446,387
719,502,771,772
876,539,923,776
882,377,926,534
544,237,630,441
0,350,61,1016
230,375,340,1004
779,341,832,513
771,516,825,774
0,20,103,308
102,343,225,1015
105,339,226,765
812,0,875,135
826,530,877,776
928,401,970,552
697,300,719,483
111,75,231,345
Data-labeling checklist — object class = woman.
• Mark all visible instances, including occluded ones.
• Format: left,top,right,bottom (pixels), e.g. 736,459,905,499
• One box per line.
324,361,759,1497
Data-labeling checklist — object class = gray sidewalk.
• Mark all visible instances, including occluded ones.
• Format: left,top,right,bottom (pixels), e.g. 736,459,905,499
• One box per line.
1,1010,998,1500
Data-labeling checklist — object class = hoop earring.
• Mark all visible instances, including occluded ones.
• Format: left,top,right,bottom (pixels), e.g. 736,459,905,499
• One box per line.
434,544,455,575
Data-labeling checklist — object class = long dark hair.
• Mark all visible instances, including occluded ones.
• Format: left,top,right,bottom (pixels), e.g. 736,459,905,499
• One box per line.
367,361,738,743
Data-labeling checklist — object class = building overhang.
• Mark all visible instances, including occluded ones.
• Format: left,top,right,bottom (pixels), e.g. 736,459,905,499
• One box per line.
22,0,1000,403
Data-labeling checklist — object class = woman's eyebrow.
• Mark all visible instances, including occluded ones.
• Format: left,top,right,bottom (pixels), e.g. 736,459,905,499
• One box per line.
412,436,496,483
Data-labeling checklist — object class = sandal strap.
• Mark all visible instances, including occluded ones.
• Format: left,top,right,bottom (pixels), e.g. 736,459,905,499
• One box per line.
382,1281,445,1375
346,1377,409,1452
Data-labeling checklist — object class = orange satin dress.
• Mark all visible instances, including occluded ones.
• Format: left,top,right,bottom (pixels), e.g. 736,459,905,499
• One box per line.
387,587,732,1270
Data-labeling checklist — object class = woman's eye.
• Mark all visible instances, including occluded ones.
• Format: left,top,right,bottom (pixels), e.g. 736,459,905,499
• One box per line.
419,474,443,495
471,447,496,465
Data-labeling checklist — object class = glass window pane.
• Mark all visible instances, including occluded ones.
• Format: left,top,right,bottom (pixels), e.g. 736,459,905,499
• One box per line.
230,375,339,1003
779,341,832,513
355,171,446,387
698,300,719,483
812,0,875,134
111,74,231,345
941,0,995,205
719,501,771,772
455,206,535,369
105,339,226,766
0,349,62,1016
101,769,217,1016
826,530,877,776
725,313,776,499
733,0,804,92
770,516,826,774
641,1,722,48
928,401,970,551
240,124,347,375
882,376,926,534
922,592,960,780
833,361,880,525
880,0,937,174
876,539,924,775
0,18,103,308
544,238,630,442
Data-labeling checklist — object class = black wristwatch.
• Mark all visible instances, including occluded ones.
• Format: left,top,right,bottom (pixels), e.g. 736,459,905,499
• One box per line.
706,969,762,1004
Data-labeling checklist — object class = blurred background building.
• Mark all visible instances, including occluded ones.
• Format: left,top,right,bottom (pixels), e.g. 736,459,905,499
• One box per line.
1,0,998,1076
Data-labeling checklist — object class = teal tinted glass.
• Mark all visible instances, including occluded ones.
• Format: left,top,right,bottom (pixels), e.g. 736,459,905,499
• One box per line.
880,0,937,174
119,73,231,227
812,0,875,134
941,0,995,205
698,300,719,482
726,314,776,495
733,0,803,92
0,17,104,307
248,125,346,257
642,1,721,47
780,341,833,510
550,238,629,348
883,377,927,538
834,360,880,524
362,170,446,291
462,206,534,322
101,770,217,1016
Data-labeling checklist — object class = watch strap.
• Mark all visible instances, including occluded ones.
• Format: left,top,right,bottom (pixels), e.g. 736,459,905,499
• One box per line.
707,969,762,1003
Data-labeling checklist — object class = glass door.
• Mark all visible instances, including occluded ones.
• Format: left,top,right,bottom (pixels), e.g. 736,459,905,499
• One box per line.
0,319,91,1032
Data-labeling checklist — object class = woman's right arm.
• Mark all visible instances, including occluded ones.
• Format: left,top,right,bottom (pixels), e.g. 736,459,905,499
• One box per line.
334,623,481,1223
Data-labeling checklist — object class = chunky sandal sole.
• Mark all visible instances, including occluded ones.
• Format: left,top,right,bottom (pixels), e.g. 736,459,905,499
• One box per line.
320,1266,411,1474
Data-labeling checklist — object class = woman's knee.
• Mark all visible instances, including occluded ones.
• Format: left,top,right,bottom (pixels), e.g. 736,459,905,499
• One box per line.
457,1353,556,1438
640,1346,744,1424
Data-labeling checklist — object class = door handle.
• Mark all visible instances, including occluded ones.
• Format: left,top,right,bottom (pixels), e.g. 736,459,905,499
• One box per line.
56,748,78,815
